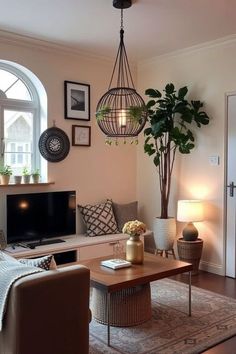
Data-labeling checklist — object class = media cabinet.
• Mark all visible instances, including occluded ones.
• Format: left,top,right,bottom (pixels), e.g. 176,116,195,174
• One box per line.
4,233,135,266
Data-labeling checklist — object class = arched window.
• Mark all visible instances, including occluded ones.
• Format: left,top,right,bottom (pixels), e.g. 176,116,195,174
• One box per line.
0,62,46,179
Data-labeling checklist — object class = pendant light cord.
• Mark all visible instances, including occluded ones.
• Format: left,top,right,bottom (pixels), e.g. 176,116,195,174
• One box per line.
108,7,135,89
121,8,124,29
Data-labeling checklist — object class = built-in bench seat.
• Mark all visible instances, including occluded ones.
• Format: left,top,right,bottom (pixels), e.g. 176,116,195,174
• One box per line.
4,231,153,266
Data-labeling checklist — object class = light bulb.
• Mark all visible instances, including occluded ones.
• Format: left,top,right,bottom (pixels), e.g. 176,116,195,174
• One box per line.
119,109,126,127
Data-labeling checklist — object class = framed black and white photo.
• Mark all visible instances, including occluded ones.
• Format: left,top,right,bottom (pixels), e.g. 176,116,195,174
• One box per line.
64,81,90,121
72,125,91,146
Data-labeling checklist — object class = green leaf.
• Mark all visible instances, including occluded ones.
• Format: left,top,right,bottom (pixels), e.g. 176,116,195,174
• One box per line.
191,100,203,112
196,112,210,125
187,129,194,142
179,143,195,154
159,146,166,152
96,106,111,121
144,127,152,136
178,86,188,99
144,136,151,144
174,102,188,114
145,89,162,98
151,121,165,136
188,143,195,150
128,106,146,122
153,153,160,166
165,83,175,95
144,143,155,156
181,110,193,123
146,100,156,109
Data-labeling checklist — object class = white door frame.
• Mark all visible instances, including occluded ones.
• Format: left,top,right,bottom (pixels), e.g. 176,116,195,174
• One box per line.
225,91,236,278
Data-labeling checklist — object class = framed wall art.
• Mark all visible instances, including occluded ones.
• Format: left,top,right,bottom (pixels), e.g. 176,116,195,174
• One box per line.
64,81,90,121
72,125,91,147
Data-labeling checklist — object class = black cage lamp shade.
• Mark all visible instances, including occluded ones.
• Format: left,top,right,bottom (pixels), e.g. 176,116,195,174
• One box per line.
96,0,147,142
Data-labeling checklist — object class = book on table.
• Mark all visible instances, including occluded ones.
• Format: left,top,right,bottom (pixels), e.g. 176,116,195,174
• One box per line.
101,259,131,269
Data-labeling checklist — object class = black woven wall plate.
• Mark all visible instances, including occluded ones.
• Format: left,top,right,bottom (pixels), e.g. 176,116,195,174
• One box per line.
38,127,70,162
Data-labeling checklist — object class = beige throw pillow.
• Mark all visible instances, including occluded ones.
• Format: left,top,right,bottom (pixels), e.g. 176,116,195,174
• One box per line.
112,201,138,232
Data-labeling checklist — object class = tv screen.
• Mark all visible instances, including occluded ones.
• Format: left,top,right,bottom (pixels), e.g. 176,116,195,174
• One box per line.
7,191,76,244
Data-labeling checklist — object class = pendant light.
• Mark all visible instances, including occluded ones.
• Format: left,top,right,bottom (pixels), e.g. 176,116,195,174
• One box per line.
96,0,147,143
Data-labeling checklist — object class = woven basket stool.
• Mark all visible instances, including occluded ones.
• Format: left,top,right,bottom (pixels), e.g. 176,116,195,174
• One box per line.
92,283,152,327
177,238,203,275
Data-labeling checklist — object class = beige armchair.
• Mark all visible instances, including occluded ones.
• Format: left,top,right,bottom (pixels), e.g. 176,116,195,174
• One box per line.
0,264,90,354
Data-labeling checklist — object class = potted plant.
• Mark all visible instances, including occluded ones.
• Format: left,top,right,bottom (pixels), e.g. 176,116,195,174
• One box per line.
0,164,13,185
22,166,31,184
31,168,40,184
14,175,22,184
144,83,210,250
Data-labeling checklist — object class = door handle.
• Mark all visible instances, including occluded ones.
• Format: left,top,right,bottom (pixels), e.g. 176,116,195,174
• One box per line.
227,182,236,197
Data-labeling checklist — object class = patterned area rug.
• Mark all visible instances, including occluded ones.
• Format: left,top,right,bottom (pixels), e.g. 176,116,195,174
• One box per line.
89,278,236,354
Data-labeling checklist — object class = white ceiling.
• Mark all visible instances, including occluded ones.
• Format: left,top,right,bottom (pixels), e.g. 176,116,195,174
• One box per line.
0,0,236,61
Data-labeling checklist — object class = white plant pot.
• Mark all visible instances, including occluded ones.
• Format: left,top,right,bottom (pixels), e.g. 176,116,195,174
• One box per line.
153,217,176,251
23,175,31,184
0,175,10,185
32,175,40,183
14,175,22,184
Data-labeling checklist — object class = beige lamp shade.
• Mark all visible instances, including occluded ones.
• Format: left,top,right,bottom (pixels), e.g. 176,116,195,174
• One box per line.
177,200,204,222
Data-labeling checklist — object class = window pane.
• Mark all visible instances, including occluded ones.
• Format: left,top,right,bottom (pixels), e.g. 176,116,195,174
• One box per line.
4,110,33,175
11,153,16,165
0,70,16,92
0,69,32,101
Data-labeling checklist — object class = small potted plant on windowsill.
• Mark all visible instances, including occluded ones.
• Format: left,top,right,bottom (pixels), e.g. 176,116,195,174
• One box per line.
31,168,40,184
22,166,31,184
14,175,22,184
0,165,13,185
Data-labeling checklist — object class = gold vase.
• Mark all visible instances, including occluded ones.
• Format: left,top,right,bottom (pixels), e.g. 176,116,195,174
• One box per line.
126,234,144,264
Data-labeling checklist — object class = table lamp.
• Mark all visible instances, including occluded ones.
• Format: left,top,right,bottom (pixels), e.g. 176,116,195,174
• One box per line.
177,200,204,241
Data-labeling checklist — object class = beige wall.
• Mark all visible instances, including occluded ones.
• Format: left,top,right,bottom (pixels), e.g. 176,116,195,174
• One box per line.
137,39,236,275
0,38,137,234
2,35,236,275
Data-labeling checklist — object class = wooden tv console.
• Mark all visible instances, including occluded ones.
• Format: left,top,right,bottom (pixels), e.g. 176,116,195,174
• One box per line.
4,233,134,266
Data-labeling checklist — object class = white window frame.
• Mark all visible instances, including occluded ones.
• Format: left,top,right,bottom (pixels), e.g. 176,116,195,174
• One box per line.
0,63,41,174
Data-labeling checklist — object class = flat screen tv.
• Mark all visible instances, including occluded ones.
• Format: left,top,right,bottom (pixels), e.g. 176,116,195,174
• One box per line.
7,191,76,245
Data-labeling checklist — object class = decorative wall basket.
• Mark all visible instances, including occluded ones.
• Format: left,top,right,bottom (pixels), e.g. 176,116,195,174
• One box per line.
153,217,176,251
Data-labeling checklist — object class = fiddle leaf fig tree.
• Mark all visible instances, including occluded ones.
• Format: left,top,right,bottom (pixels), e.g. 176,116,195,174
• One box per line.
144,83,210,219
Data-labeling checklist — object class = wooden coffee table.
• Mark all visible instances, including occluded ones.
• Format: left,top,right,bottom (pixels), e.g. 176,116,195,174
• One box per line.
79,252,193,346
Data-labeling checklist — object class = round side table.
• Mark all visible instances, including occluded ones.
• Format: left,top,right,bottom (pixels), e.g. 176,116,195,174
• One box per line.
177,238,203,275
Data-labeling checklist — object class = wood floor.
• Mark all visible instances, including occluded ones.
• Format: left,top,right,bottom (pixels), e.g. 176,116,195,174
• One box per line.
172,271,236,354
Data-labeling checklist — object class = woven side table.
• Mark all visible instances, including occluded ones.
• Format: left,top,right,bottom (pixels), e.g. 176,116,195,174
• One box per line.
92,283,152,327
177,238,203,275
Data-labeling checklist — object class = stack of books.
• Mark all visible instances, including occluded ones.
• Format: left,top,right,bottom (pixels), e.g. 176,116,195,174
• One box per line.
101,259,131,270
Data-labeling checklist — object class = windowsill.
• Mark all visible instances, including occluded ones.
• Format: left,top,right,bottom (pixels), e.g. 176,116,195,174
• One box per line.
0,182,55,187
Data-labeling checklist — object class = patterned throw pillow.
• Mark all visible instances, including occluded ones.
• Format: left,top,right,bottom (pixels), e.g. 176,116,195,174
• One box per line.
78,199,119,237
112,201,138,232
19,255,56,270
